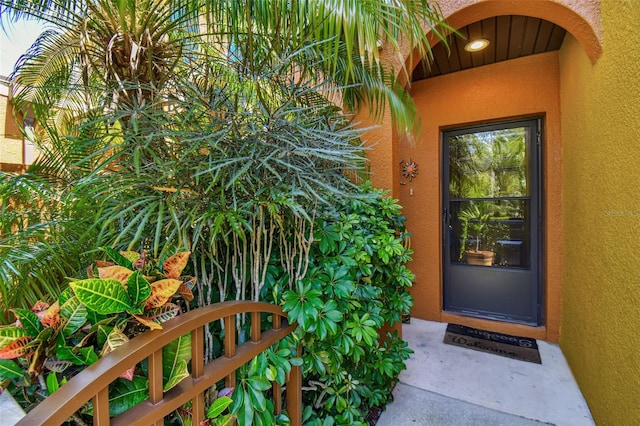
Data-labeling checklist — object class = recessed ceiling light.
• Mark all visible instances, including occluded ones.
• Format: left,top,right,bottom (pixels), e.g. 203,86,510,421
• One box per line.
464,38,490,52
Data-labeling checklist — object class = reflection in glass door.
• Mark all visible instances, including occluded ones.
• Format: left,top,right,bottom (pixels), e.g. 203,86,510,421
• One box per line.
443,119,541,325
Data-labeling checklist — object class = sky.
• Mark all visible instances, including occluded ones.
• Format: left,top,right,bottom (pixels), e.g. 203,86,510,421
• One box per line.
0,19,47,77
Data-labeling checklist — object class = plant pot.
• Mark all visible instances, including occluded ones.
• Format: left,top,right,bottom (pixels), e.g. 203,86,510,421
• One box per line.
465,250,494,266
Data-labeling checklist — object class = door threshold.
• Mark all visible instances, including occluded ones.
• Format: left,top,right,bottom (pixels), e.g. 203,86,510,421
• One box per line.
440,312,549,342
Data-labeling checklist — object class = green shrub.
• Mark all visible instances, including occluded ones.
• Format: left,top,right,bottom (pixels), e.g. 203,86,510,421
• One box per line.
280,183,415,425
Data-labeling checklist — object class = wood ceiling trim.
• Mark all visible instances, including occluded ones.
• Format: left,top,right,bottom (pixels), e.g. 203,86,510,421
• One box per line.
412,15,567,82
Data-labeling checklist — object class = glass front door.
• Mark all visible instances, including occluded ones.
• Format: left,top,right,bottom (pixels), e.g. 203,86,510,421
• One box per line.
443,119,541,325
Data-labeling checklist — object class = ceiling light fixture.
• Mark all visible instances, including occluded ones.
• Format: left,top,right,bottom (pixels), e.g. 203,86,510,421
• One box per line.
464,38,490,52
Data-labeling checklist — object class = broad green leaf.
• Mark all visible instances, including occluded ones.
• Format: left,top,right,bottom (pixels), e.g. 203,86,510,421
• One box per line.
100,247,134,270
46,372,60,394
57,346,98,366
106,376,149,416
0,359,23,379
163,333,191,391
58,288,73,306
231,386,253,426
11,309,42,337
289,357,303,367
96,324,113,349
126,271,151,308
248,375,271,392
70,279,132,314
265,366,277,381
207,396,233,419
76,347,99,366
282,281,323,330
60,296,87,337
86,308,107,325
247,379,268,411
57,347,80,364
163,359,189,391
30,326,54,347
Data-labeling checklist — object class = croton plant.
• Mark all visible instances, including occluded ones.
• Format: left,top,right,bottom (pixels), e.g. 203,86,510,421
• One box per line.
0,248,201,420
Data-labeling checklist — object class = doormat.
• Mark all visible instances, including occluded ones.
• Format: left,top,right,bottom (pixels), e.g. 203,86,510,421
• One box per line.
444,324,541,364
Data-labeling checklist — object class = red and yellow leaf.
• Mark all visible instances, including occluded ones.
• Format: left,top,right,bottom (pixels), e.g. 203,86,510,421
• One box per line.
119,366,136,381
175,283,194,302
132,250,147,271
145,279,182,309
31,301,49,312
132,314,163,330
0,327,27,348
163,252,191,279
41,302,60,328
143,304,180,325
95,260,115,268
181,276,197,289
98,266,134,284
0,337,32,359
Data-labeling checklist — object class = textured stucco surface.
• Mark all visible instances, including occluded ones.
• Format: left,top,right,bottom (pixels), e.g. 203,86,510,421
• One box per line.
0,93,24,166
559,2,640,424
398,51,562,342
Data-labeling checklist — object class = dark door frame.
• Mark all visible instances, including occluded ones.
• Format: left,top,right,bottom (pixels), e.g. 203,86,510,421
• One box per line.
442,117,543,325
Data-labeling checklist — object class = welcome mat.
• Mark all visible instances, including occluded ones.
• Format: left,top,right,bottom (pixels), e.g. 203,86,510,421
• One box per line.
444,324,541,364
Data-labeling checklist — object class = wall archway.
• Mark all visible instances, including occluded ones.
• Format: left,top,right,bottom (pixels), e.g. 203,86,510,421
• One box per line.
436,0,602,63
374,0,605,342
365,1,603,196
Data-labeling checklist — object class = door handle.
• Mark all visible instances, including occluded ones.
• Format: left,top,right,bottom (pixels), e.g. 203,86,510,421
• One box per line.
443,208,449,247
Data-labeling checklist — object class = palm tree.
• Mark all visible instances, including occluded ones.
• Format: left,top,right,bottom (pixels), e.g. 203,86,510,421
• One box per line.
0,0,451,310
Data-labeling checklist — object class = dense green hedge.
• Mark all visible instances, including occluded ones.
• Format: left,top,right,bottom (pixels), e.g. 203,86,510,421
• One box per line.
278,183,415,425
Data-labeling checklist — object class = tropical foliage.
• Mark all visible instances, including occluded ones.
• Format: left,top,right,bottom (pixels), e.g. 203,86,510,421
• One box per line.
0,0,446,423
0,0,449,315
278,184,414,424
0,249,193,421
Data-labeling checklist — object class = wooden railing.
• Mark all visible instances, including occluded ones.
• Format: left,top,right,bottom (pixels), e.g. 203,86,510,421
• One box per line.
17,301,301,426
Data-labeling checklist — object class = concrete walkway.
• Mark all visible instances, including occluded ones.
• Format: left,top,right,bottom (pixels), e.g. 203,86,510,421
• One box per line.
377,319,594,426
0,390,25,425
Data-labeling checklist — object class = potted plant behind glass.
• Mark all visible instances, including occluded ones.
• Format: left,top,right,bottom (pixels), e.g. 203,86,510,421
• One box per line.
459,203,494,266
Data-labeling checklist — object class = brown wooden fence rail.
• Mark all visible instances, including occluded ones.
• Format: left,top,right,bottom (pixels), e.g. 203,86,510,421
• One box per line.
16,301,301,426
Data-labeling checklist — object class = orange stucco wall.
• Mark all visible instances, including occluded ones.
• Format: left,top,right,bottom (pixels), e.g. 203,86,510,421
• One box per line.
399,51,562,341
559,1,640,422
